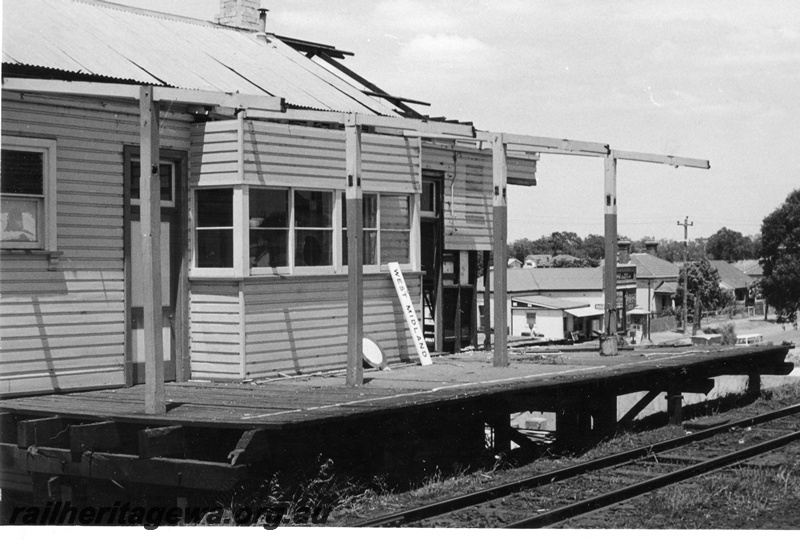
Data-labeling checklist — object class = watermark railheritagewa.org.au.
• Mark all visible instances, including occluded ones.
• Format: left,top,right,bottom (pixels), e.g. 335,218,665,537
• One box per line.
6,500,323,528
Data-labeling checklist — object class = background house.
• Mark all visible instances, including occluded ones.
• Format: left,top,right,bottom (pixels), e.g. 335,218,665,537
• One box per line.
733,259,763,280
510,295,592,340
629,241,680,316
478,255,636,340
708,260,753,303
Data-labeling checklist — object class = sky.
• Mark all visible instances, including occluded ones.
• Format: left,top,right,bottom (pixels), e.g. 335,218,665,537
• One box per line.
113,0,800,243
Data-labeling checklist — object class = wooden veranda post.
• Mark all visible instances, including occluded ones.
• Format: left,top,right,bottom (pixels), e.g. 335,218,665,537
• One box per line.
492,133,508,367
345,113,364,386
602,153,619,355
140,86,165,413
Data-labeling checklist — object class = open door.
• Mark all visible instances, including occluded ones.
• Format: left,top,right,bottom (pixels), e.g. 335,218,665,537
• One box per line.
420,170,443,351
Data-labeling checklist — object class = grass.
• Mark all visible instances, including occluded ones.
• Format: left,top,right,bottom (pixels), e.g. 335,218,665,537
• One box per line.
215,382,800,527
597,463,800,529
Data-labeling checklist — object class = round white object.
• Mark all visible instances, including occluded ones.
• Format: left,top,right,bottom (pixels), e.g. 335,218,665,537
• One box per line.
362,336,387,369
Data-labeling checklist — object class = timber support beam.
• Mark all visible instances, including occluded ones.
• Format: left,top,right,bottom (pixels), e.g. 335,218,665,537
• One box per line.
140,85,165,414
345,113,364,386
491,133,509,367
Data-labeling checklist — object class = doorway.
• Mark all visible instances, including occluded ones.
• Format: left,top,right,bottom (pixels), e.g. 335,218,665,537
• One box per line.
124,147,186,384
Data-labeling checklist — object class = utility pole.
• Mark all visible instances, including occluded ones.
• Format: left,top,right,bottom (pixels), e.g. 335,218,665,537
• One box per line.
677,216,694,335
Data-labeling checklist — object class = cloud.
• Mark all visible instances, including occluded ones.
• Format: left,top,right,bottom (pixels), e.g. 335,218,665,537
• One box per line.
373,0,458,34
399,33,490,66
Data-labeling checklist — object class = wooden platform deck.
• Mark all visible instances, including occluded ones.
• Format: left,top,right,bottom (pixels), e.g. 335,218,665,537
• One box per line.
2,344,794,430
0,344,794,502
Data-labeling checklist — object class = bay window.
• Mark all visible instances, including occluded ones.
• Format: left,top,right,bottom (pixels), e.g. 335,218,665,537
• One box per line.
193,185,415,276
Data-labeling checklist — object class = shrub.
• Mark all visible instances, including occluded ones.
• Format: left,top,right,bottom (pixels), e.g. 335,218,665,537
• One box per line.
718,322,737,345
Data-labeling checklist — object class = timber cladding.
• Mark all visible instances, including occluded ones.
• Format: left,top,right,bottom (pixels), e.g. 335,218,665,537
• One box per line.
191,119,420,191
0,91,191,396
188,274,421,379
422,142,537,252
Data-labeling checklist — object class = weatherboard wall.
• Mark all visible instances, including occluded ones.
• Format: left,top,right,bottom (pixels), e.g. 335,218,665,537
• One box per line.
422,142,537,251
188,119,423,380
191,119,420,192
0,90,191,396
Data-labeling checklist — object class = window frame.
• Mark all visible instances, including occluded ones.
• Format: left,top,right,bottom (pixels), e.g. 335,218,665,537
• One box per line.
190,186,241,278
190,185,418,278
342,192,414,272
248,186,338,276
1,136,57,251
129,159,177,208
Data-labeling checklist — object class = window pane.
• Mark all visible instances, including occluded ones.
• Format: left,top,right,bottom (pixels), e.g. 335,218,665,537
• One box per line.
130,161,173,202
421,180,436,214
250,229,288,268
363,194,377,228
341,193,377,229
196,188,233,227
381,230,410,264
250,188,288,227
343,229,378,266
295,190,332,228
295,230,332,266
1,198,38,242
1,150,43,195
197,229,233,268
381,195,410,229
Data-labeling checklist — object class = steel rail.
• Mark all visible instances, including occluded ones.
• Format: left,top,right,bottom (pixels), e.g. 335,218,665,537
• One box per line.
505,428,800,528
355,402,800,527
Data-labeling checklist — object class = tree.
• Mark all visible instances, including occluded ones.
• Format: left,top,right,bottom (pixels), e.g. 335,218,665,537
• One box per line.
706,227,755,262
676,259,732,322
760,189,800,322
582,234,605,260
551,257,596,268
508,237,537,262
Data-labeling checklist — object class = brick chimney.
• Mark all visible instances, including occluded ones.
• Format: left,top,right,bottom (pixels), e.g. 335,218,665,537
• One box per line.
215,0,262,31
645,240,659,257
618,240,631,264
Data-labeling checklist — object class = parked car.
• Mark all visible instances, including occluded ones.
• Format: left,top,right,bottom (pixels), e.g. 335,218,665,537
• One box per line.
735,334,764,346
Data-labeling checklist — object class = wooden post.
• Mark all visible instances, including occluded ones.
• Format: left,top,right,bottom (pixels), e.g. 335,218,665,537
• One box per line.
492,134,508,367
602,153,618,356
434,259,444,353
483,250,491,350
666,392,683,425
140,86,165,414
345,113,364,387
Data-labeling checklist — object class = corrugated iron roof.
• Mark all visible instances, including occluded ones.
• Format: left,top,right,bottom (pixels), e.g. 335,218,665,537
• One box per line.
2,0,400,117
479,267,603,293
513,295,589,310
709,260,752,290
629,252,679,279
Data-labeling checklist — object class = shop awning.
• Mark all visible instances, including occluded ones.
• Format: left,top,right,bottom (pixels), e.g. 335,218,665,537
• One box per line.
564,306,605,318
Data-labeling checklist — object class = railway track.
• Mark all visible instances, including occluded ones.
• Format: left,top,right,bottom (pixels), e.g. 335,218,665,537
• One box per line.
354,403,800,528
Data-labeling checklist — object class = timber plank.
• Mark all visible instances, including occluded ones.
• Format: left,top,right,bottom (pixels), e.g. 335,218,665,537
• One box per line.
70,420,120,458
18,416,69,448
0,443,246,491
